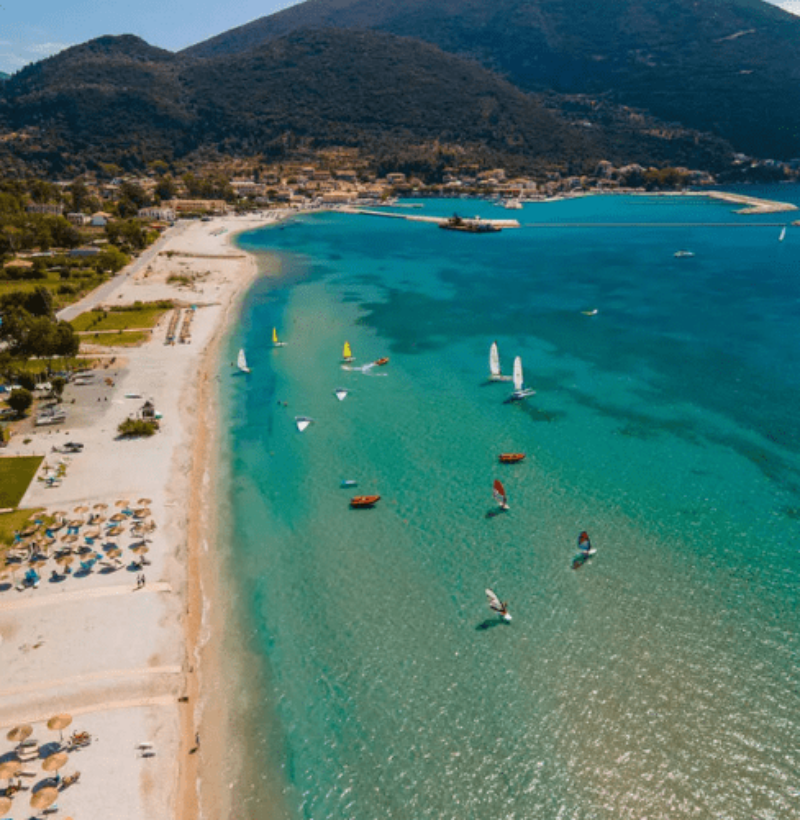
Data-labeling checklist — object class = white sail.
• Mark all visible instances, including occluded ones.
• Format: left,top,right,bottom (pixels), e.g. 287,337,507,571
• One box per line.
779,226,787,242
513,356,523,392
295,416,313,432
334,388,348,401
237,349,250,373
490,342,501,378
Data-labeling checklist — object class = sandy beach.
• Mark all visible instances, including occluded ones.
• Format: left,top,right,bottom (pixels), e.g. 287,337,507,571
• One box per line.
0,212,285,820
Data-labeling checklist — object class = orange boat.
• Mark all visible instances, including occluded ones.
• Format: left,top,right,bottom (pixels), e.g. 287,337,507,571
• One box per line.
499,453,526,464
350,495,381,508
374,357,389,366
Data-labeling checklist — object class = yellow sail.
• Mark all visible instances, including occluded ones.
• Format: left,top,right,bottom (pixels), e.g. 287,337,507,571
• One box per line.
272,327,279,344
342,341,353,360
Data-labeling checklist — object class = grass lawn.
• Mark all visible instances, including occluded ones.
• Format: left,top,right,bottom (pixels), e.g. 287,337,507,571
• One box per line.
0,455,44,508
70,302,173,332
0,272,108,310
80,330,151,347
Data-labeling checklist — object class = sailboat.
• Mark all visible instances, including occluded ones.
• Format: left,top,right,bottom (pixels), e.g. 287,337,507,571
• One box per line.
506,356,535,402
272,328,287,347
486,588,512,622
342,341,355,363
237,349,250,374
493,479,509,511
779,225,787,242
295,416,314,432
488,341,511,382
334,388,349,401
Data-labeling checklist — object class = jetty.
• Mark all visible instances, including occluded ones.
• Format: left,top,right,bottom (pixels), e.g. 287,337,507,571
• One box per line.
340,207,520,229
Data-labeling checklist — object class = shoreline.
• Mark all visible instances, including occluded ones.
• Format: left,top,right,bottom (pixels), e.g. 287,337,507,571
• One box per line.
178,220,266,820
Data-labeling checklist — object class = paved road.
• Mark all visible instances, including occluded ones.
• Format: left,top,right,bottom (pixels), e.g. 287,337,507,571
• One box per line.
56,222,188,323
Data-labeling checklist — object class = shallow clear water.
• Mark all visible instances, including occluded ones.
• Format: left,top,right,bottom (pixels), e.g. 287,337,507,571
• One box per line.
220,192,800,819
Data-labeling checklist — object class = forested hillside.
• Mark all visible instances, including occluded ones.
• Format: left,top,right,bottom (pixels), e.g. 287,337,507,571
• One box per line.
182,0,800,158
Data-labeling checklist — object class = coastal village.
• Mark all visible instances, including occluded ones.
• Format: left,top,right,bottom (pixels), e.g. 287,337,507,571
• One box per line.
0,159,798,819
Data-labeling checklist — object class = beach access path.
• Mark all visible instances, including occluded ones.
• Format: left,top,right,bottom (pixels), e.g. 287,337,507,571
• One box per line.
0,212,280,820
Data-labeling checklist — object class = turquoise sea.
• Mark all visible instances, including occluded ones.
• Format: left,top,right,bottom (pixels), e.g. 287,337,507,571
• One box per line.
220,189,800,820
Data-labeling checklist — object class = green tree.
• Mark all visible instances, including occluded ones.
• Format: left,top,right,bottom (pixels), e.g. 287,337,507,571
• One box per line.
97,246,130,274
7,388,33,417
68,179,90,213
50,376,67,400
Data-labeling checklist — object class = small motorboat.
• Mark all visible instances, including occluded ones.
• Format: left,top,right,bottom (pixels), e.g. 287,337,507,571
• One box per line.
674,250,695,258
340,479,358,488
374,357,390,366
350,495,381,508
499,453,525,464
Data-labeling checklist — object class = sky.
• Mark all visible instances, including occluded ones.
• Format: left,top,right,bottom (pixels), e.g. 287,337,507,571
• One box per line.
1,0,799,75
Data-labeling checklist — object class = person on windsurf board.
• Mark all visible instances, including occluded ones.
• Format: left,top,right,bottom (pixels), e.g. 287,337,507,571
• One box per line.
486,588,511,622
578,531,595,555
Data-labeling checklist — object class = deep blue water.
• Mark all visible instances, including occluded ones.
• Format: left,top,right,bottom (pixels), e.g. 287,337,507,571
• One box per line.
219,191,800,819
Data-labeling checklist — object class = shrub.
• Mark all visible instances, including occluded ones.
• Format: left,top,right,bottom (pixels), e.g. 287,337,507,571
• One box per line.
117,417,159,438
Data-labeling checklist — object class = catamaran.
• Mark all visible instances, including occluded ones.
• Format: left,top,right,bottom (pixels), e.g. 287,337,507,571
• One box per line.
488,341,512,382
237,349,250,374
342,341,355,363
779,226,787,242
493,479,509,511
295,416,314,432
485,588,512,622
506,356,535,402
272,328,287,347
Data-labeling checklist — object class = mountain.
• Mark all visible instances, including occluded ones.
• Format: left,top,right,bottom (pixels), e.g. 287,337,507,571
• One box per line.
0,36,195,172
0,30,733,177
182,0,800,159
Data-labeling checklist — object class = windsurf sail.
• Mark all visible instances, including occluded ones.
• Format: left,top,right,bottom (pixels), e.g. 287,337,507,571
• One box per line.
334,388,348,401
490,341,501,379
237,349,250,373
578,531,592,553
486,588,503,612
779,226,787,242
342,341,354,362
272,328,287,347
493,479,508,508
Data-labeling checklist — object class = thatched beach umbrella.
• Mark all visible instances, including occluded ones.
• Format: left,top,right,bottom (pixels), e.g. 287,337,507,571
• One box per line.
109,512,127,523
20,526,38,538
42,751,69,772
0,759,22,780
93,502,108,510
133,508,151,518
130,543,149,555
62,534,79,544
68,519,83,529
0,796,12,814
106,547,122,560
6,724,32,743
47,714,73,734
85,528,102,539
115,499,129,508
30,786,59,811
56,554,75,570
107,526,123,537
137,497,152,505
73,505,89,514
